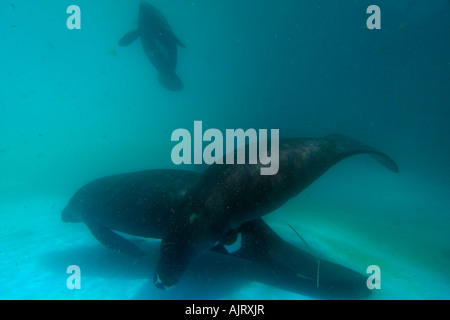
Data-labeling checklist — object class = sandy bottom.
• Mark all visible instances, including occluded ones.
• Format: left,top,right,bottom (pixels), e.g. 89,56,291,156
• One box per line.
1,165,449,300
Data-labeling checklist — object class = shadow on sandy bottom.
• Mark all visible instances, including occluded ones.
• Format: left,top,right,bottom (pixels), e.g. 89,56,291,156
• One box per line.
39,239,370,300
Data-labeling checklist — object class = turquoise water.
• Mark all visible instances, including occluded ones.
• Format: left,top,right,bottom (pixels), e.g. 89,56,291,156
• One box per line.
1,0,449,299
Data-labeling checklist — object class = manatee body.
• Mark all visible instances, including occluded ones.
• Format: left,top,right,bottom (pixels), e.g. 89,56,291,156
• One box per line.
62,168,371,298
62,170,198,257
119,1,185,90
155,134,399,289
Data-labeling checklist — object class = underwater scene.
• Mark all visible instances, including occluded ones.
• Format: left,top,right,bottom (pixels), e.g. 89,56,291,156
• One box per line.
1,0,449,300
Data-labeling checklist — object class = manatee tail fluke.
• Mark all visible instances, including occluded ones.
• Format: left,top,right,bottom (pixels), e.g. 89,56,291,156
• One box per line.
158,72,183,91
326,134,399,173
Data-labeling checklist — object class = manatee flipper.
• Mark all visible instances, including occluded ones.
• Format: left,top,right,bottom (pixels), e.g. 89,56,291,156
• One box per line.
118,29,140,47
173,35,186,48
86,222,143,258
326,134,399,173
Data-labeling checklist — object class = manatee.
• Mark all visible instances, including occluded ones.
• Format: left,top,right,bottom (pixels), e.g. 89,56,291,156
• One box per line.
119,1,185,90
62,168,371,298
154,134,399,289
